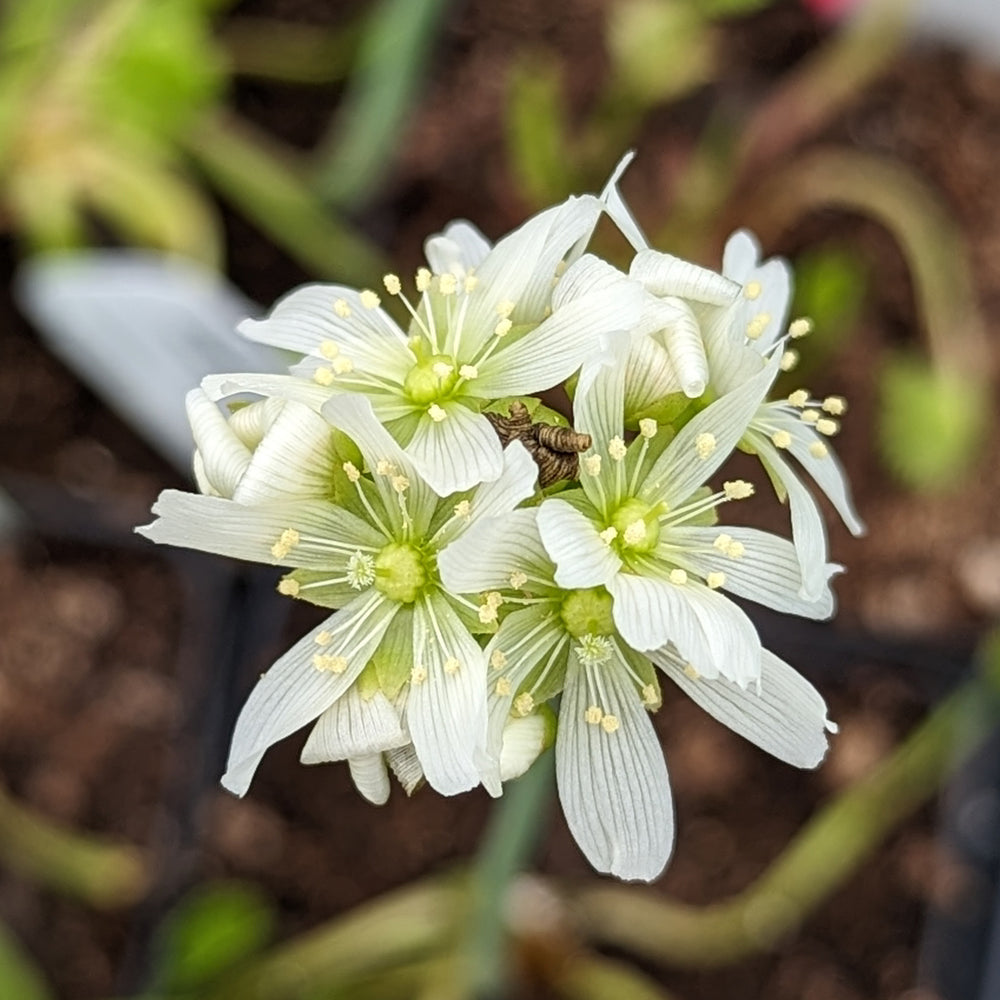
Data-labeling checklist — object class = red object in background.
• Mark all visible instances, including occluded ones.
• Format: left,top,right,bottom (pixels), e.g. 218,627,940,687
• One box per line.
802,0,866,23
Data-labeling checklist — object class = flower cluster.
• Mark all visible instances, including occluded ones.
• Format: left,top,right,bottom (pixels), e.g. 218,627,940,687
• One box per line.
139,159,863,882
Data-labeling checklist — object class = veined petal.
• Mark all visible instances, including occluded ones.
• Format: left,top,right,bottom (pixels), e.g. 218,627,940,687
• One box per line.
202,372,334,411
631,248,740,306
600,151,649,253
185,389,251,498
301,689,407,764
609,571,760,686
464,441,538,525
644,296,710,398
137,490,385,567
386,743,424,795
653,644,835,768
347,754,392,805
624,325,682,419
667,526,837,619
750,435,831,602
573,325,628,456
405,402,505,496
425,220,492,275
440,508,556,594
721,230,792,354
221,593,399,795
233,400,337,504
641,352,780,509
406,593,488,795
474,256,641,399
239,285,415,375
557,653,673,882
537,499,622,589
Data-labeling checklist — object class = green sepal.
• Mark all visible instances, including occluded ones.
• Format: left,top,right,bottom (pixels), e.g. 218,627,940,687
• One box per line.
372,605,413,700
620,643,660,702
627,391,692,430
281,570,357,609
482,396,568,427
677,485,720,527
354,658,383,701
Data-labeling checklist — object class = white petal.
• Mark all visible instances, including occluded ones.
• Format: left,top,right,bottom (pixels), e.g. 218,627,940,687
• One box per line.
405,594,488,795
404,403,504,496
464,441,538,524
645,296,709,398
233,401,337,504
202,372,334,411
623,327,682,419
641,353,780,509
300,689,407,763
474,255,641,399
631,248,740,306
185,389,251,498
668,525,837,619
721,230,792,354
137,490,385,567
425,220,492,274
537,499,622,589
439,507,555,594
239,284,414,375
221,593,399,795
557,654,673,882
609,572,761,686
386,744,424,795
653,645,834,768
573,326,628,455
499,714,549,781
599,151,650,253
347,754,391,805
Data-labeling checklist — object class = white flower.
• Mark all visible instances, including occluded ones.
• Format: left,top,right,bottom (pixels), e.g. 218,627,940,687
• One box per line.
137,393,539,800
208,196,642,496
439,505,835,882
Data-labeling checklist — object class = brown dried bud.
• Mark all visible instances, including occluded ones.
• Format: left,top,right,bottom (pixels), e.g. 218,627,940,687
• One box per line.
484,403,592,488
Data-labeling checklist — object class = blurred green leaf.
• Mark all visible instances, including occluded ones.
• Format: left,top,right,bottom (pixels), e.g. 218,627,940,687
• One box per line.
0,923,54,1000
879,352,988,492
607,0,714,104
151,882,274,995
697,0,775,14
315,0,453,206
505,55,575,207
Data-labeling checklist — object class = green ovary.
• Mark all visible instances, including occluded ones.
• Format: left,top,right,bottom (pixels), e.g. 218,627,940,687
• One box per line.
609,497,661,553
374,542,427,604
560,588,615,638
403,353,458,405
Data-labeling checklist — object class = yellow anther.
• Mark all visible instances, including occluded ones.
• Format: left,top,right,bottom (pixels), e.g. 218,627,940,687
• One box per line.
724,480,754,500
772,429,792,449
312,653,348,673
695,432,717,459
585,705,604,725
713,533,733,552
599,526,618,545
822,395,847,415
478,603,499,625
744,280,762,300
313,367,334,386
464,274,479,292
683,663,700,680
496,299,515,318
624,520,647,546
342,461,361,482
780,349,799,372
410,665,427,685
319,340,340,360
801,409,820,424
376,459,396,476
669,568,688,586
314,630,333,646
391,474,410,493
746,313,771,340
271,527,300,559
609,436,627,461
788,389,809,408
495,676,512,696
641,684,659,707
458,364,479,379
333,298,352,318
453,499,471,521
601,714,620,734
514,692,534,716
359,290,381,310
332,356,354,375
809,441,829,459
439,273,458,295
415,267,432,292
509,570,528,589
383,273,402,295
727,540,745,559
816,418,839,437
444,657,461,675
427,403,448,422
431,361,453,379
490,649,508,670
485,591,504,608
788,317,813,339
639,418,657,439
706,571,726,590
277,577,300,597
583,455,602,477
494,318,512,338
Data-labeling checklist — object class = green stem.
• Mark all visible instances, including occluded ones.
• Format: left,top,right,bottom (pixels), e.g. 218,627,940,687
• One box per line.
553,952,681,1000
576,646,1000,967
0,922,54,1000
183,110,388,286
0,784,148,908
463,751,555,1000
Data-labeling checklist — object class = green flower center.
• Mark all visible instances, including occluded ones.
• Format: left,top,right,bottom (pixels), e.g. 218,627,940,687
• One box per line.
560,587,615,638
374,542,427,604
609,497,661,553
403,353,458,405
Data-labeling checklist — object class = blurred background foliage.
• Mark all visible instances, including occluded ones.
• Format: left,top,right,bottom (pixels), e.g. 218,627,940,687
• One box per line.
0,0,997,998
